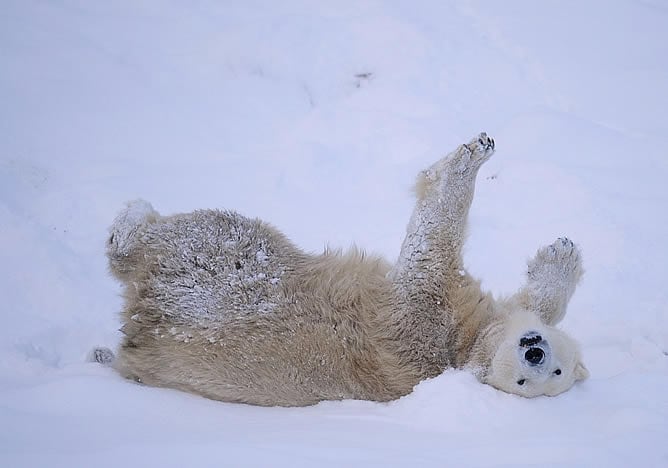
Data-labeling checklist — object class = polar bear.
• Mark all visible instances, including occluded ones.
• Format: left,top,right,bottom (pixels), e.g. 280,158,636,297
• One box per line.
98,133,588,406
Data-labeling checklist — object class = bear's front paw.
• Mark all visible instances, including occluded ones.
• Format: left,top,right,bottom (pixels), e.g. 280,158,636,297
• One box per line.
528,237,583,286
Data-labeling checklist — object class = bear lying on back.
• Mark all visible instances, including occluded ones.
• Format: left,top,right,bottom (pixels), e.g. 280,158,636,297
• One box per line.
99,133,588,406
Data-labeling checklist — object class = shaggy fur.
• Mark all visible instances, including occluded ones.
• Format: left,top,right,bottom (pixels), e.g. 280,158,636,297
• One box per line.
100,133,587,406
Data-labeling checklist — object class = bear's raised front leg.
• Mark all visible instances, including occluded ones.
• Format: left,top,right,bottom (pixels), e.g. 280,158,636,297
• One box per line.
390,132,495,295
514,237,583,325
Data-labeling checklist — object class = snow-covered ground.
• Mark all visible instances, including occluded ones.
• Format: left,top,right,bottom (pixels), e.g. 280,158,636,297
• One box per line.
2,1,667,466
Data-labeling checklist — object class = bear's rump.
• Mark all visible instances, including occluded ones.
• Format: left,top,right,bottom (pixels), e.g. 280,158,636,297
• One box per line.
131,210,301,325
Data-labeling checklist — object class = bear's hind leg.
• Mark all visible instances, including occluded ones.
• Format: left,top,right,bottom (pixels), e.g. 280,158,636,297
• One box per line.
386,134,495,375
391,133,495,288
107,199,160,281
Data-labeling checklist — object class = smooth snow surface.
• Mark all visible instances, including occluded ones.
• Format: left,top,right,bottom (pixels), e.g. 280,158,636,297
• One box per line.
2,1,667,466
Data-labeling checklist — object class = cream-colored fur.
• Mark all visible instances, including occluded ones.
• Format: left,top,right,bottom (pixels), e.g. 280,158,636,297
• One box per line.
101,133,587,406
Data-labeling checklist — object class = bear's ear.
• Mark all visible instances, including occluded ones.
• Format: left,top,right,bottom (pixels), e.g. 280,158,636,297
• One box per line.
574,362,589,381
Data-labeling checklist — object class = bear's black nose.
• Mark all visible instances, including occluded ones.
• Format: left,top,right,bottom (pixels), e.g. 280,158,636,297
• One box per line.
524,347,545,365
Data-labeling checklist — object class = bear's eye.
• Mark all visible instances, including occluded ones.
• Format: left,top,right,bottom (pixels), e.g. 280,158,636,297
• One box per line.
517,379,526,386
554,369,562,376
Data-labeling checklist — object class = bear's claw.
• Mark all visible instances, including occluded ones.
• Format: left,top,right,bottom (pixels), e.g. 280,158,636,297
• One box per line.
477,133,494,151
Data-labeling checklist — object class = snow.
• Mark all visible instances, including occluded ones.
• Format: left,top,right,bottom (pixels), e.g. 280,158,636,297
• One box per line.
1,0,667,466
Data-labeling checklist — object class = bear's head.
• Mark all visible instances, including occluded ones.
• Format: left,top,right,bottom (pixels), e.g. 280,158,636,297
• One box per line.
483,309,588,397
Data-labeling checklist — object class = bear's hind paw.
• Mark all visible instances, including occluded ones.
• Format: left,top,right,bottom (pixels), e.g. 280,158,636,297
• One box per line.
446,132,495,176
